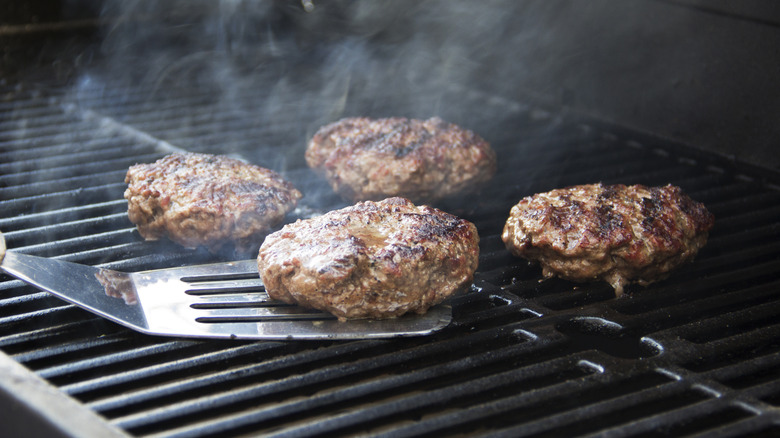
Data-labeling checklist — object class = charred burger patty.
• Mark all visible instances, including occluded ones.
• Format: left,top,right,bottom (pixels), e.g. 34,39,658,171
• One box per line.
502,183,714,295
125,152,302,253
257,197,480,320
305,117,497,203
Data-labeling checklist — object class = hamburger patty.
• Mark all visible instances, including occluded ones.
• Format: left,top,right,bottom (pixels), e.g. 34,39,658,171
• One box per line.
125,152,302,253
501,183,714,295
305,117,496,203
257,197,479,320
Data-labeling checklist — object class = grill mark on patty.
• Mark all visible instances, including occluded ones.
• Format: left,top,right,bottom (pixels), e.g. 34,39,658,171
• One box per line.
595,204,625,238
305,117,496,202
502,183,714,296
125,152,301,253
257,197,479,320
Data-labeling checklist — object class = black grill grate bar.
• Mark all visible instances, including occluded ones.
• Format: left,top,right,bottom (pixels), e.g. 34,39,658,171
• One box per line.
613,279,780,343
0,124,118,151
82,341,385,411
609,258,780,318
112,108,308,137
65,342,288,400
370,374,689,438
678,416,780,438
496,140,652,172
68,87,216,113
0,303,81,328
706,193,780,222
1,213,131,248
0,170,128,200
0,99,72,119
0,318,120,350
32,340,203,380
0,93,54,111
0,182,126,217
109,340,579,436
0,288,57,306
670,300,780,346
0,290,85,323
713,204,780,235
0,115,84,141
495,155,718,198
134,125,299,153
706,344,780,387
707,224,780,259
0,105,65,127
0,143,158,175
739,377,780,404
678,325,780,374
11,333,145,366
0,199,126,230
492,392,752,438
102,101,271,128
197,360,656,438
0,290,54,319
103,328,532,430
665,225,778,274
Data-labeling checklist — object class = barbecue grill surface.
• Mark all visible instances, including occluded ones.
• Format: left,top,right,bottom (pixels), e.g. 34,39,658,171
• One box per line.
2,72,780,437
3,2,780,432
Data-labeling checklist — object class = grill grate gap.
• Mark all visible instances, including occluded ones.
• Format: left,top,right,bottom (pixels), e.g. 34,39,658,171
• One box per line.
99,328,522,422
573,405,754,438
371,372,676,438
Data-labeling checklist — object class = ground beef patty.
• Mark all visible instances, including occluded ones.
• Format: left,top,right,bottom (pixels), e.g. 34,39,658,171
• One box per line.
125,153,302,253
502,183,714,296
257,197,479,320
305,117,496,203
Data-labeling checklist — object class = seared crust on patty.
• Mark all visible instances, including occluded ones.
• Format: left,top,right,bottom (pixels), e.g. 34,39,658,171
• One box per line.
125,153,302,253
502,183,714,295
257,197,479,320
305,117,496,203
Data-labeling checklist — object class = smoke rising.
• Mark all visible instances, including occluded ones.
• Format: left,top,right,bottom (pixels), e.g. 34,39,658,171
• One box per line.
65,0,579,208
75,0,563,131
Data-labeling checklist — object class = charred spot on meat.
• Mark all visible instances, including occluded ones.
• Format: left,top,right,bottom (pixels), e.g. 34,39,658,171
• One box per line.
257,197,480,321
501,183,714,296
124,152,302,254
305,117,497,203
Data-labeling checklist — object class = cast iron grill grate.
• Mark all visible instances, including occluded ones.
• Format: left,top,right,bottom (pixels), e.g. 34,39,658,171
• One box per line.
1,80,780,437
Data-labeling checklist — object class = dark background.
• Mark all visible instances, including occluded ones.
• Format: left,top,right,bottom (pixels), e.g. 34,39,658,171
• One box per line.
2,0,779,169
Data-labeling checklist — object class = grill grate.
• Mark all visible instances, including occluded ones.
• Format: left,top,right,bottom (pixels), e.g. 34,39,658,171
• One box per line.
2,79,780,437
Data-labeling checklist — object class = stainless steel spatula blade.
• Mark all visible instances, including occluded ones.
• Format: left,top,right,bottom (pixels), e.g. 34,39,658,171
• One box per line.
0,251,451,340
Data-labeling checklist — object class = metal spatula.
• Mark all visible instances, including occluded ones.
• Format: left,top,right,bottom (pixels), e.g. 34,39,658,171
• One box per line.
0,248,451,340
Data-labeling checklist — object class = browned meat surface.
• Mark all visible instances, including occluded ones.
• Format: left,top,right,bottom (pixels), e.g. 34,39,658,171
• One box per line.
257,197,479,320
305,117,496,203
125,153,302,253
502,183,714,295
